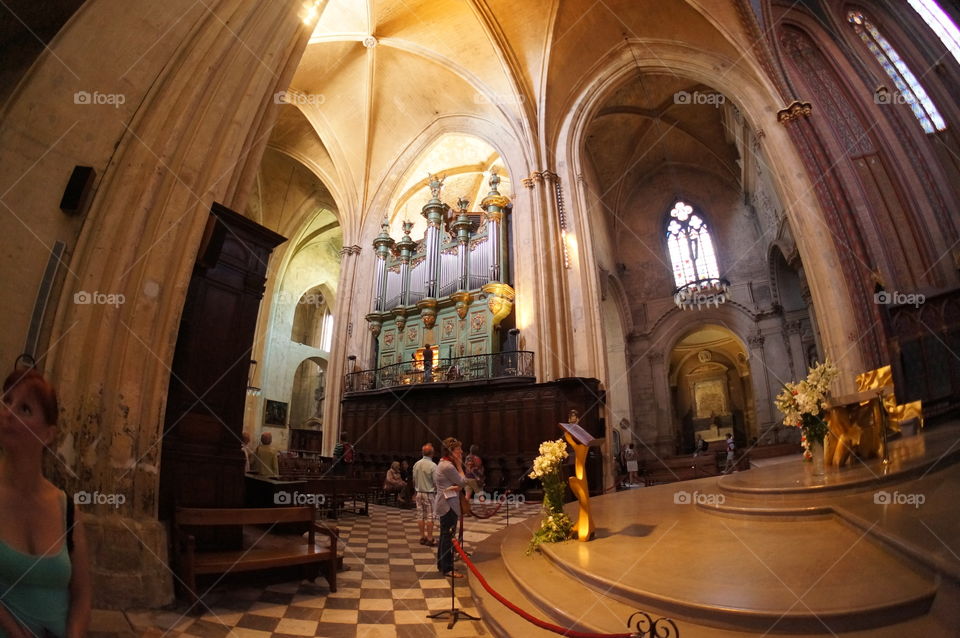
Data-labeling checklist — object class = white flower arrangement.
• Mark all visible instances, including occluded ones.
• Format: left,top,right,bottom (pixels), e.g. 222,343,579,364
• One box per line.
528,438,569,479
775,360,839,458
527,438,572,552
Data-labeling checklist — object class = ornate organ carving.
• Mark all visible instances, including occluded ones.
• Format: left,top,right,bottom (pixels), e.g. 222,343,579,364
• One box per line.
366,172,514,370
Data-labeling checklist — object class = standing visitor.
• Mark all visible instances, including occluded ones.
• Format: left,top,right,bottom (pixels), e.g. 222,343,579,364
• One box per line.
723,433,736,474
412,444,437,546
332,432,354,477
434,437,466,579
0,366,91,638
622,442,640,486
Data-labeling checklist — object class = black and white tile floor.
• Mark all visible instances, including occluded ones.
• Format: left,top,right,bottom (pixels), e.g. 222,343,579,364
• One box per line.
90,502,540,638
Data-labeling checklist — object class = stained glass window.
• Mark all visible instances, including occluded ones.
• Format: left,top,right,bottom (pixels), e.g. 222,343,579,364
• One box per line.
908,0,960,67
666,201,719,288
848,10,946,133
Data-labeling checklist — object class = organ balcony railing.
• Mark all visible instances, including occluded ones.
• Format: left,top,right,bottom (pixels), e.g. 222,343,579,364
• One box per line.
344,351,535,394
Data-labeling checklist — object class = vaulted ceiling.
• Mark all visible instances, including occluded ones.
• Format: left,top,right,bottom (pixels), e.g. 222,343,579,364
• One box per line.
264,0,761,241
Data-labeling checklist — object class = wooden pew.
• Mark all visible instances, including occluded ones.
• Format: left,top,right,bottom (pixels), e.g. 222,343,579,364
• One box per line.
302,478,371,518
173,506,338,605
642,454,720,486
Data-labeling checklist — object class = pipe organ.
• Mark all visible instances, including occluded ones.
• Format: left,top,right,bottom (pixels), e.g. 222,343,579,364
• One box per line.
366,172,514,370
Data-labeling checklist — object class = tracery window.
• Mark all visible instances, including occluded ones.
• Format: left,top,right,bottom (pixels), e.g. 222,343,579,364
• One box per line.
666,201,719,288
908,0,960,67
848,10,946,133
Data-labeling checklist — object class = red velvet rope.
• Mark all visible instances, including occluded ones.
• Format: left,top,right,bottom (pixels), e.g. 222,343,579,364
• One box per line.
468,499,505,519
451,539,635,638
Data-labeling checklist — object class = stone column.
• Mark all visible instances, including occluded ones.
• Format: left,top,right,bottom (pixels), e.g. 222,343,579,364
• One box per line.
520,170,571,380
32,0,314,608
647,351,672,456
321,244,363,443
747,333,774,431
785,320,807,380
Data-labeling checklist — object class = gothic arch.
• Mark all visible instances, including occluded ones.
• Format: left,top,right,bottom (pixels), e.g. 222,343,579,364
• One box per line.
773,9,957,289
554,38,865,389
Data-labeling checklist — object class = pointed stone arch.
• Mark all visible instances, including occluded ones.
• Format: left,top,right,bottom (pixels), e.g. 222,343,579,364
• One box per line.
553,39,864,394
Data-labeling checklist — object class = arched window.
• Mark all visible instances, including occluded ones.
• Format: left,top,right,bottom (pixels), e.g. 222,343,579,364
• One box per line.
291,287,331,349
848,10,946,133
665,201,720,288
908,0,960,66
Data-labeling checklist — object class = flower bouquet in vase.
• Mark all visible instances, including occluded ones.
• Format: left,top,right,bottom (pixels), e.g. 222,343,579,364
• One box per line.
527,438,573,553
774,360,839,475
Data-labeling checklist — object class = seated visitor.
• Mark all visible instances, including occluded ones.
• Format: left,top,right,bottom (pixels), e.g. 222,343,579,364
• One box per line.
254,432,279,477
464,444,485,499
383,461,407,503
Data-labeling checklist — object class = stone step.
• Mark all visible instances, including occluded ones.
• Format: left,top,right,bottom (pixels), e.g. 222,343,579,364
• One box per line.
470,515,950,637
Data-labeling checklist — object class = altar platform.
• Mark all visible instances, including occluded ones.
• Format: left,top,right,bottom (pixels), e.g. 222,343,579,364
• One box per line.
469,421,960,637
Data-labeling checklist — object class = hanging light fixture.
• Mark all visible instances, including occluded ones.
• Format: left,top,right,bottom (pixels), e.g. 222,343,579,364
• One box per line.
666,201,730,311
673,277,730,310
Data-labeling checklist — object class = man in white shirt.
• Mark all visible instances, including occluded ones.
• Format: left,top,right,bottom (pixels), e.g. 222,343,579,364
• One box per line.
434,437,466,578
412,443,438,546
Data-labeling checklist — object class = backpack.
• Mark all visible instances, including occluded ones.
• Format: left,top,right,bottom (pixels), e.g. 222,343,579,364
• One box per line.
342,442,355,463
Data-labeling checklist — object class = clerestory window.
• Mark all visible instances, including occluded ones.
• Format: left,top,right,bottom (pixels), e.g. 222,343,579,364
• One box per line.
666,201,720,288
848,9,947,133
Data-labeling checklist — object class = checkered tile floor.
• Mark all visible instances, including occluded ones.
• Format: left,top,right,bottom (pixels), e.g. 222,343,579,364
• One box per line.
93,502,540,638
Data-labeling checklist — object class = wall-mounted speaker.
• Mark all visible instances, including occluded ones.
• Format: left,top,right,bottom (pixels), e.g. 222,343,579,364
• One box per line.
59,165,95,214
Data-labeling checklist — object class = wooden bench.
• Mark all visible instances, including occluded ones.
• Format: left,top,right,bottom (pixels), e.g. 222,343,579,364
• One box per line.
302,478,371,518
174,506,338,605
642,453,733,486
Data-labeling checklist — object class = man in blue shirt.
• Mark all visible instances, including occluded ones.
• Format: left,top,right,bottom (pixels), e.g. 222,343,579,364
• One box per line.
434,437,466,578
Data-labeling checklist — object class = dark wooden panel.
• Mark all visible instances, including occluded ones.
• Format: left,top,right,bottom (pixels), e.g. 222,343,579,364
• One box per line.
341,378,605,494
887,288,960,418
159,203,286,521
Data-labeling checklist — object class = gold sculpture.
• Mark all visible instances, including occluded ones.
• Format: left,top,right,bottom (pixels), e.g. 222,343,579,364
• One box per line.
563,410,595,542
824,365,923,466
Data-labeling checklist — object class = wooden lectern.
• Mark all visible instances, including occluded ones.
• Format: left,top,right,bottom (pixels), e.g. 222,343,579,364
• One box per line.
559,416,603,542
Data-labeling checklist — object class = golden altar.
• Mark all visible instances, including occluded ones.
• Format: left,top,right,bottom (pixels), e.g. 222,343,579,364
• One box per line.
824,365,923,466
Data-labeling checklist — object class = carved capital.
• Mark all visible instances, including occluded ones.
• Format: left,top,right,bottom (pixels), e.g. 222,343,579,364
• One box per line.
784,320,802,336
417,298,438,329
777,100,812,124
748,334,765,349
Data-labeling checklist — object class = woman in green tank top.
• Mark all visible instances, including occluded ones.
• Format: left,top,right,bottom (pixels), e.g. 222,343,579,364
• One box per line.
0,367,91,637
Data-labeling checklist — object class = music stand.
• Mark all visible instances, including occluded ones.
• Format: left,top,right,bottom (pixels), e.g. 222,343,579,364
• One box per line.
427,513,480,629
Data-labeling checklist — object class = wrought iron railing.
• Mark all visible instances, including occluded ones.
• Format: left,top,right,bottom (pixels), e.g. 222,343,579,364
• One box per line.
344,351,535,393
